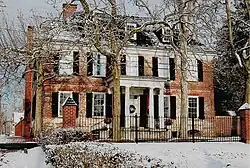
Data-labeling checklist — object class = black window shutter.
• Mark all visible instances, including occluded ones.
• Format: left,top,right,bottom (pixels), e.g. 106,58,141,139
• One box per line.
154,95,159,119
152,57,158,77
106,56,112,77
73,92,79,118
87,52,93,76
73,51,79,75
138,56,144,76
32,94,36,120
54,54,59,74
120,55,126,75
106,93,113,118
199,97,205,119
170,96,176,119
197,60,203,81
52,92,58,117
86,93,92,118
170,58,175,80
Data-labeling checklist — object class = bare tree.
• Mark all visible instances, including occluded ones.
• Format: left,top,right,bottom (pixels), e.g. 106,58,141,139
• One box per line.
0,0,222,138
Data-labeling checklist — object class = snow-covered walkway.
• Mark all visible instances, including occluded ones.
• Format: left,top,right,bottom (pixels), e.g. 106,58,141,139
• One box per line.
115,143,250,168
0,147,46,168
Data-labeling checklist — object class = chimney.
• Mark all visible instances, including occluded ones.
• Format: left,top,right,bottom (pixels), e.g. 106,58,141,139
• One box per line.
62,3,78,20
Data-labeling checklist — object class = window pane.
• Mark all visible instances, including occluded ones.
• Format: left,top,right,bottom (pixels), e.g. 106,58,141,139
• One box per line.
59,55,73,75
93,93,105,117
164,97,170,118
187,59,198,81
188,98,197,118
93,53,106,76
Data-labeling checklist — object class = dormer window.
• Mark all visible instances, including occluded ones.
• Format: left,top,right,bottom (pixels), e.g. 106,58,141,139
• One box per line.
162,27,171,43
125,23,137,40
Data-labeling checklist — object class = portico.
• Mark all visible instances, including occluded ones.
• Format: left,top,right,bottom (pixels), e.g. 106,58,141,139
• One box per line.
109,76,168,129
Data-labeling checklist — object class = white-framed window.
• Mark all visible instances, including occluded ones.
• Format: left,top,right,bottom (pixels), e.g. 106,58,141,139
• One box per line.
59,51,74,75
158,56,169,78
187,59,198,81
126,55,138,76
188,96,199,118
125,23,137,40
92,92,106,117
92,53,106,77
164,96,170,118
58,91,73,117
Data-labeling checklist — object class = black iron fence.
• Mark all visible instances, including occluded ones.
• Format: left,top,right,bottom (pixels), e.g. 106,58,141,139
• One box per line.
76,115,241,143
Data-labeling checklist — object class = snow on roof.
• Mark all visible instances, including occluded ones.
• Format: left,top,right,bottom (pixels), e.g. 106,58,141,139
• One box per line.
12,112,23,124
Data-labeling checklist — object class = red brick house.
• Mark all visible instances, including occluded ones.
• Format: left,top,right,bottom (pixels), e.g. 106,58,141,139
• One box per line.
21,4,215,138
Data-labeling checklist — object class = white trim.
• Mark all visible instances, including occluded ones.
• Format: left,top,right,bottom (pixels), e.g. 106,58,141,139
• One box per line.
188,96,199,118
92,92,106,118
58,91,73,117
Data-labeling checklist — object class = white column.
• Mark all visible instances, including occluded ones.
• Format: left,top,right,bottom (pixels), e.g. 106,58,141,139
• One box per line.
159,88,164,129
125,86,130,128
149,88,154,128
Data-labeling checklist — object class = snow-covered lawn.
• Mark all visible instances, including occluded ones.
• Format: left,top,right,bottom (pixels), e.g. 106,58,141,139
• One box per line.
0,135,8,143
114,143,250,168
0,147,47,168
0,142,249,168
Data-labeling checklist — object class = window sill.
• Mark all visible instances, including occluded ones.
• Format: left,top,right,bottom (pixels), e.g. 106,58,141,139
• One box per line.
188,118,204,120
92,116,106,119
91,75,106,78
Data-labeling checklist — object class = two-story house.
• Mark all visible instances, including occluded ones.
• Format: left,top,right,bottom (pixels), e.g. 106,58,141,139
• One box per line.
22,4,215,138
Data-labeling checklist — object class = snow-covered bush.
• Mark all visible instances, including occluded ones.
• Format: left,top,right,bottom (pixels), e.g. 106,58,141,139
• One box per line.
38,128,92,146
44,142,165,168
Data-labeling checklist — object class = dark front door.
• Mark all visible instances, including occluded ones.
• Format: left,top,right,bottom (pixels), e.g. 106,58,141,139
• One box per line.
140,95,148,127
120,94,125,127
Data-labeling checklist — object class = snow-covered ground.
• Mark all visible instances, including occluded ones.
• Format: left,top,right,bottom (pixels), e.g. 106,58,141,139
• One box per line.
0,135,8,143
0,142,249,168
0,147,47,168
115,143,250,168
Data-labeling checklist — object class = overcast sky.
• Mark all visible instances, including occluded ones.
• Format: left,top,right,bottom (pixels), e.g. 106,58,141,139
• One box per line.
3,0,63,20
1,0,65,118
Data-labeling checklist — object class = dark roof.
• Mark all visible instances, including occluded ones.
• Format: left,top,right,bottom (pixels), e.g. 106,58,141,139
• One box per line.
63,97,77,106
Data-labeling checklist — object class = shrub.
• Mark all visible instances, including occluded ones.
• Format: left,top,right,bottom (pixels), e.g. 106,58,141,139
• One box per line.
38,128,92,146
44,142,165,168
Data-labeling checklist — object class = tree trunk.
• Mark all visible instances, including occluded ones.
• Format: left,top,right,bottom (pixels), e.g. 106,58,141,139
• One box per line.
112,57,121,139
225,0,234,48
35,60,43,135
177,0,188,138
245,0,250,104
109,0,121,139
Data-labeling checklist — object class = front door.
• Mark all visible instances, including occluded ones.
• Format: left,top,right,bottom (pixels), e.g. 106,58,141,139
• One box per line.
140,95,148,127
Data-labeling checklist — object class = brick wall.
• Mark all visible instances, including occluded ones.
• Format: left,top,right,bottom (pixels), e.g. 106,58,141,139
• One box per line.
63,105,77,128
240,110,250,143
42,50,107,123
167,60,215,118
15,120,25,136
213,116,240,137
62,4,77,20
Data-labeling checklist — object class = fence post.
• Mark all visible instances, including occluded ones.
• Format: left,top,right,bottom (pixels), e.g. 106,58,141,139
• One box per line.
192,114,195,143
135,114,138,144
